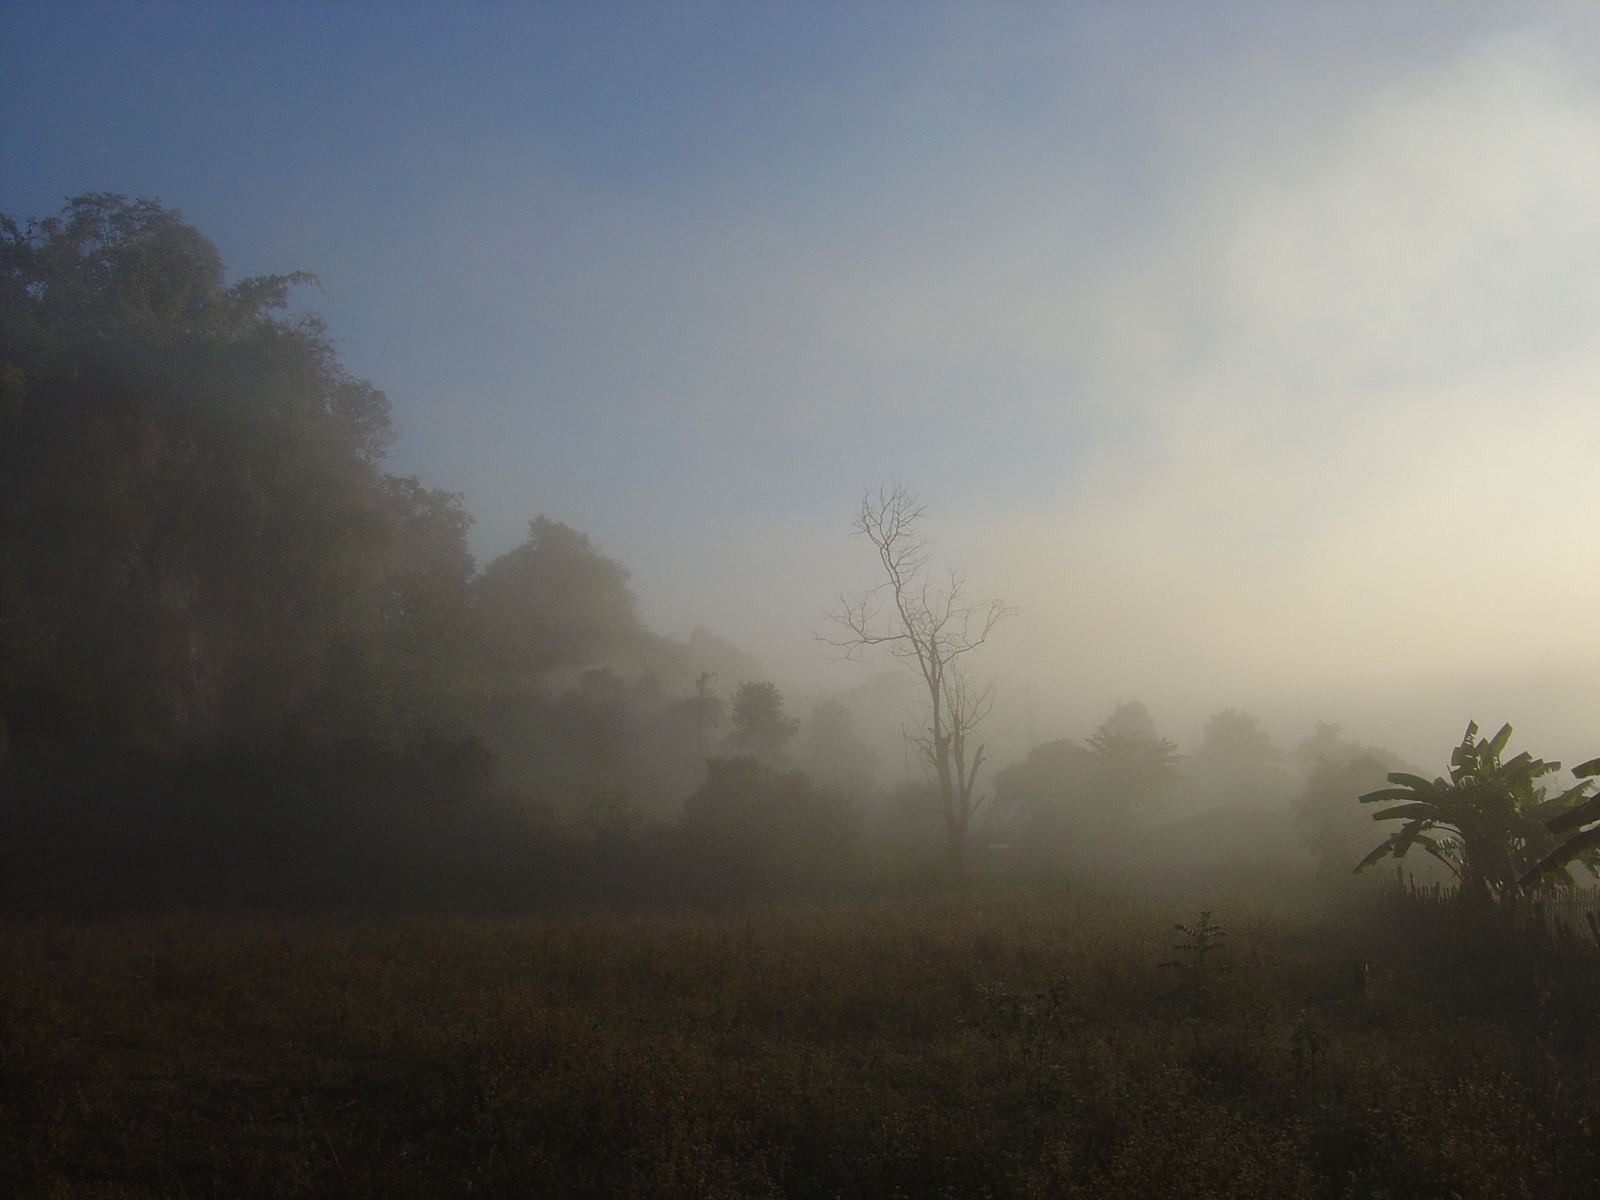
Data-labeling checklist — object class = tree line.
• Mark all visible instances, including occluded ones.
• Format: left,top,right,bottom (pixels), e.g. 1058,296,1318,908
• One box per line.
0,195,865,910
9,195,1593,912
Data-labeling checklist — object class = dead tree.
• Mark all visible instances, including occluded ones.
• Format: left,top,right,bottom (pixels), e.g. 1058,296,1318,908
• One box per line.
822,485,1013,879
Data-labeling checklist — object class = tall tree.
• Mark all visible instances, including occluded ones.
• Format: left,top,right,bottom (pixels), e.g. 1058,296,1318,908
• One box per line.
1086,701,1180,821
681,672,726,760
989,737,1094,866
823,485,1013,879
801,698,878,798
722,680,800,767
1185,709,1293,811
1292,723,1416,881
0,194,417,759
473,516,645,688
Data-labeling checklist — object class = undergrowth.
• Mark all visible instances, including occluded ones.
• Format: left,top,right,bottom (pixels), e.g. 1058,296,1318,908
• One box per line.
1,887,1597,1198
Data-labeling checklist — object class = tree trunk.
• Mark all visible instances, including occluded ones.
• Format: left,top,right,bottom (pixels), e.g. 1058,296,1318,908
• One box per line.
944,815,968,885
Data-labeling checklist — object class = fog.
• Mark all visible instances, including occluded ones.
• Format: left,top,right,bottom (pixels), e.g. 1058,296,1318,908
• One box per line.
370,6,1600,773
5,4,1600,905
706,17,1600,773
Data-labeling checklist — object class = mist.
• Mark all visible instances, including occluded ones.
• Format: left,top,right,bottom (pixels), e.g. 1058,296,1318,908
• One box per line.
7,13,1591,748
7,3,1600,902
14,10,1600,1193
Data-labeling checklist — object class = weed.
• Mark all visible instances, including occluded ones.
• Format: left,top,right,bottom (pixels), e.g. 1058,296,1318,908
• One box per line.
1160,910,1232,1016
2,891,1599,1197
1289,1010,1327,1079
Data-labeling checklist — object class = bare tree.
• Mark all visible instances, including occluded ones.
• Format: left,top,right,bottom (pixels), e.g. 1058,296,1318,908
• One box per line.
822,485,1014,878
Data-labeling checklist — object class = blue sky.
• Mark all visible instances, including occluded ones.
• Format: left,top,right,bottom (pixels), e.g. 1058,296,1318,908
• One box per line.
7,2,1600,769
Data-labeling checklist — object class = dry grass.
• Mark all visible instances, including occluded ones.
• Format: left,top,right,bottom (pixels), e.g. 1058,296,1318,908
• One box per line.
2,887,1597,1198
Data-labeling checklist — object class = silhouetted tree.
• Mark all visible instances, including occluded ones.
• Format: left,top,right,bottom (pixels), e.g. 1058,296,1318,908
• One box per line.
0,193,834,914
0,194,430,760
801,698,877,798
823,485,1013,879
1086,701,1179,822
722,681,800,767
474,517,646,687
678,756,856,900
993,738,1092,817
682,672,725,758
988,737,1094,868
1185,709,1294,811
1292,723,1414,881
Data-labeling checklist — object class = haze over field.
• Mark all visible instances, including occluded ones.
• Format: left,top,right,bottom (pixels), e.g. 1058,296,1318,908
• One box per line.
6,2,1600,770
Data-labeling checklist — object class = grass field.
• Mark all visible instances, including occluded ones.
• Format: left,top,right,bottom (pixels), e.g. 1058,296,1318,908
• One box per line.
3,885,1598,1198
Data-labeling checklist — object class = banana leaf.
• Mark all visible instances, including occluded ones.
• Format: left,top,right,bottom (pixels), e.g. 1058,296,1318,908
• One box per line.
1501,754,1558,790
1355,820,1438,874
1416,835,1458,874
1527,779,1597,823
1546,791,1600,836
1387,820,1440,860
1355,835,1405,873
1485,723,1514,759
1370,803,1438,822
1499,750,1535,774
1518,824,1600,888
1513,813,1557,849
1361,787,1427,804
1383,773,1437,792
1354,820,1434,872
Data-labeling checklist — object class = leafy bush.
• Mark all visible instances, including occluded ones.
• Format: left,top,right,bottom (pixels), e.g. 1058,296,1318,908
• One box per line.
1357,722,1600,892
677,756,857,901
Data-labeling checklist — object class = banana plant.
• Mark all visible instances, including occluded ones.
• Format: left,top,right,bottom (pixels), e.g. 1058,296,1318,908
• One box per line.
1355,722,1597,894
1519,756,1600,887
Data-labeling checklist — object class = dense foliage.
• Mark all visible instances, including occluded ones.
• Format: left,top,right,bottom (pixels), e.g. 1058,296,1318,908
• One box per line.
1357,722,1600,893
0,196,858,910
1,195,413,758
7,196,1587,914
8,196,1600,1196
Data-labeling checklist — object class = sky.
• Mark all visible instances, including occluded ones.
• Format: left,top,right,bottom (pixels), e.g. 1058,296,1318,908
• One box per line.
6,1,1600,773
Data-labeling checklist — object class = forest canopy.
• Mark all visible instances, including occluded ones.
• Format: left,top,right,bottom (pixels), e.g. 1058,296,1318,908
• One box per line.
2,194,422,756
0,195,1470,912
0,195,867,910
0,196,727,763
